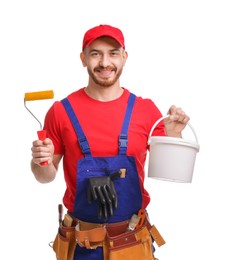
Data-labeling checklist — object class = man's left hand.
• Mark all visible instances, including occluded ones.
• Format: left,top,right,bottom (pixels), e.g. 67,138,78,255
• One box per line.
165,105,190,137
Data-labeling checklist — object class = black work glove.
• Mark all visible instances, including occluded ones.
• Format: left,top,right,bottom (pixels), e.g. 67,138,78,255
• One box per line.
87,171,121,219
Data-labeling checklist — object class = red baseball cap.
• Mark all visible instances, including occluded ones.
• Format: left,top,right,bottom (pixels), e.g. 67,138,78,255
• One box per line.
82,24,125,50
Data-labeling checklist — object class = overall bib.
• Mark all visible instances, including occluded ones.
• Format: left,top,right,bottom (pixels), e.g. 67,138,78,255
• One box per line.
61,93,143,260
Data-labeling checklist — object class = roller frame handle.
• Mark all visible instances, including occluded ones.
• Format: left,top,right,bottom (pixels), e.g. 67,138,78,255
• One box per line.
37,130,48,166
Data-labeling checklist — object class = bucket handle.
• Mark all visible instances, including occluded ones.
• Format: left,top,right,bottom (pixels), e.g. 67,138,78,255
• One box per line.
148,115,199,144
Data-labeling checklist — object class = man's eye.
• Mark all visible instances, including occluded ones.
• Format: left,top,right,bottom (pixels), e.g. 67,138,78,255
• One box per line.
91,52,100,56
111,51,121,57
111,52,118,56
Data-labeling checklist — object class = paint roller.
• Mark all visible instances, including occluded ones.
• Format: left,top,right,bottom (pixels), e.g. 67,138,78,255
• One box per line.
24,90,54,166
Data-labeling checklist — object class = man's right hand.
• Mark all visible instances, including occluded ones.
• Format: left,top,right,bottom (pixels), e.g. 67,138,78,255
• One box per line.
30,138,61,184
31,138,54,166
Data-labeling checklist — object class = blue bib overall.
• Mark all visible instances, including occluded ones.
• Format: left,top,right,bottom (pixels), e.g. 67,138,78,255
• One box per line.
61,93,143,260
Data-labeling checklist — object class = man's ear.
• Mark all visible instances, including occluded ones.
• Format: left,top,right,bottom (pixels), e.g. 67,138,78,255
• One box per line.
122,51,128,66
80,52,87,67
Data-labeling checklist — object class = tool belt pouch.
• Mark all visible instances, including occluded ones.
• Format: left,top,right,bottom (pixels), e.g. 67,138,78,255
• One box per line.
52,224,76,260
104,226,155,260
74,222,106,249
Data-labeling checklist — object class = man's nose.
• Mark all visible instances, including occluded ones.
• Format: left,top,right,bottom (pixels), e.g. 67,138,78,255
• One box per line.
99,54,110,67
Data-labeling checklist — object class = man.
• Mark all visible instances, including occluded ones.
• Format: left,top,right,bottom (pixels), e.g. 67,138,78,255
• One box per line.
31,24,189,260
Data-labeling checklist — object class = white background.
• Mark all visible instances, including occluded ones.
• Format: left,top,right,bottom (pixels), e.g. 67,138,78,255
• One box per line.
0,0,224,259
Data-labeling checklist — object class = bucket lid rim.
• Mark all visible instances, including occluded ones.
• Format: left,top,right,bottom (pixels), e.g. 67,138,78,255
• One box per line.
148,136,200,151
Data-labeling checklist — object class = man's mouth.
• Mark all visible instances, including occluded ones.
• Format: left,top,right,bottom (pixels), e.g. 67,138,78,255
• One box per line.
95,68,115,78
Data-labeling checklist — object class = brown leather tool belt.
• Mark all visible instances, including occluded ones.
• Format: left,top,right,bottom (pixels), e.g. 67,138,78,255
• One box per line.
70,211,165,250
52,210,166,260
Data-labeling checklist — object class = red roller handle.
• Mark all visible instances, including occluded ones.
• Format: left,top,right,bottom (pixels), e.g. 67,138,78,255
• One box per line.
37,130,48,166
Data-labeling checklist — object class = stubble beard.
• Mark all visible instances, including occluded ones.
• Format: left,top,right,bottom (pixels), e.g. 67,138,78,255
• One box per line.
87,67,123,87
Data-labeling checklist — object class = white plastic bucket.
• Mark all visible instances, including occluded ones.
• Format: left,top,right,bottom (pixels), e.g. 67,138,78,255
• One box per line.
148,116,200,183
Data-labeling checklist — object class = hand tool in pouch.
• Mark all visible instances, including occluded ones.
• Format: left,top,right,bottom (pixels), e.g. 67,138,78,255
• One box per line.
24,90,54,166
135,208,146,229
126,214,141,231
58,204,63,226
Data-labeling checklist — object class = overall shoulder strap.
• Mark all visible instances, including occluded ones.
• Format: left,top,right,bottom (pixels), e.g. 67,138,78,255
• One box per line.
61,93,136,157
61,98,92,157
119,93,136,155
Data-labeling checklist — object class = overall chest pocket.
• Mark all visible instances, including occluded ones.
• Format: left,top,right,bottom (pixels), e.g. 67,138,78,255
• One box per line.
74,156,142,223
